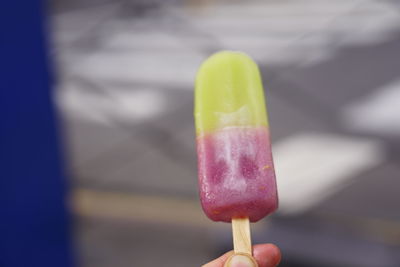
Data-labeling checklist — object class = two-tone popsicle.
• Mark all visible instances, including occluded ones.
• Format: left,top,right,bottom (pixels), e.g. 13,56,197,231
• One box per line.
194,51,278,265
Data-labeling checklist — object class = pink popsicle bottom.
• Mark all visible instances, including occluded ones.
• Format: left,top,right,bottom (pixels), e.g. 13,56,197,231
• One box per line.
197,126,278,222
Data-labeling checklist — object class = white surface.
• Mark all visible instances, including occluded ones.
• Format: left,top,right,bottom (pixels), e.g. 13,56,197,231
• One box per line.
57,81,166,124
342,79,400,136
273,133,385,215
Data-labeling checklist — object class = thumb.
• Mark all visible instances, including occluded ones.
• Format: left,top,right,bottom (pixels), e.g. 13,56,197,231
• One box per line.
224,254,258,267
202,244,281,267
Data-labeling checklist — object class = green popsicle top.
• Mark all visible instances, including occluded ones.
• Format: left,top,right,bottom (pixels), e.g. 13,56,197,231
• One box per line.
194,51,269,135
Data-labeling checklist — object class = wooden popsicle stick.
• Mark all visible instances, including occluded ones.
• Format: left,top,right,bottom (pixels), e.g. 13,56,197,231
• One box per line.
223,217,258,267
232,217,252,254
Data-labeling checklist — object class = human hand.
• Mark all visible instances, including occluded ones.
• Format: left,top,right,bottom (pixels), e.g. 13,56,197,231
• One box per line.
202,244,281,267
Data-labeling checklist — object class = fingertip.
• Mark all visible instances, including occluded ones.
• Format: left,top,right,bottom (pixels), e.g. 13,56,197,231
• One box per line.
202,250,234,267
202,244,281,267
253,244,281,267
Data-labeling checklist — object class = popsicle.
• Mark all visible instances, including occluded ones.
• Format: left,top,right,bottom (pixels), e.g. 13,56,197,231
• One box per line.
194,51,278,264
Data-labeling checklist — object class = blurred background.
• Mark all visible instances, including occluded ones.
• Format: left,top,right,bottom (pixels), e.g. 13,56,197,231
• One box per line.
5,0,400,266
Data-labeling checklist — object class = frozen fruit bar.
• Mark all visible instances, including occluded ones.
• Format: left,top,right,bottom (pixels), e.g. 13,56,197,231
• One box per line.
194,51,278,222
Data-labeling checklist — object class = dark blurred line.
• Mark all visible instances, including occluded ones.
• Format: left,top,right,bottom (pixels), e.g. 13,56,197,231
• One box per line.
50,0,117,14
50,2,121,57
63,79,197,187
262,67,340,130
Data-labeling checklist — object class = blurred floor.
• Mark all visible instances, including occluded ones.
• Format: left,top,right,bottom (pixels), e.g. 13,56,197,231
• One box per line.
50,0,400,266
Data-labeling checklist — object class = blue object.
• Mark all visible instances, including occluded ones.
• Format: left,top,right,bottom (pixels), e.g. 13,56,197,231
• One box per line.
0,1,73,267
